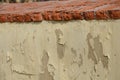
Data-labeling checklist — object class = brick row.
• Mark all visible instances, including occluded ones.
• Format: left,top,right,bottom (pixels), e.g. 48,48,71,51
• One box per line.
0,0,120,22
0,10,120,22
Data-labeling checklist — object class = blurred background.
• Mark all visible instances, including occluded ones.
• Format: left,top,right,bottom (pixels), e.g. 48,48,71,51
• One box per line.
0,0,60,3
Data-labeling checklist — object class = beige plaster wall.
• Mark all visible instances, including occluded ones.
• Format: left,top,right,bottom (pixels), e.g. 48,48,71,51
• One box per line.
0,20,119,80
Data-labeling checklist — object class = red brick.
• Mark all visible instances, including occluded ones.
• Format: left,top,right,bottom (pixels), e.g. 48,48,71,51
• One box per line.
95,11,109,20
62,12,73,20
43,11,53,20
0,14,7,22
52,11,62,21
12,14,24,22
24,13,32,22
83,11,95,20
109,10,120,19
7,14,13,22
72,11,83,20
31,13,42,22
0,0,120,22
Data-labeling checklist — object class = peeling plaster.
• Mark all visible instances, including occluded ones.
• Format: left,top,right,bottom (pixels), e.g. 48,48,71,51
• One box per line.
11,64,35,76
87,33,97,64
55,29,65,59
71,48,83,67
94,36,109,69
39,50,54,80
87,33,109,69
0,20,119,80
6,51,12,62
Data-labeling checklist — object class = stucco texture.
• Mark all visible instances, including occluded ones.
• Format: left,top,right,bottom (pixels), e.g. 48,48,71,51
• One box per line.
0,20,120,80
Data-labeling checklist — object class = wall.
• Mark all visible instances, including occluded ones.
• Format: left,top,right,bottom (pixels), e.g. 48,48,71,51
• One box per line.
0,20,119,80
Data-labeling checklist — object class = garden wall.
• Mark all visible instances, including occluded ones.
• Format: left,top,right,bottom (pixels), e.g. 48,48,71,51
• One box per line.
0,0,120,80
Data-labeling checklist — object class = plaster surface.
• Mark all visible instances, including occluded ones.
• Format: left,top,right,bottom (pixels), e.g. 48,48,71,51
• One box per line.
0,20,119,80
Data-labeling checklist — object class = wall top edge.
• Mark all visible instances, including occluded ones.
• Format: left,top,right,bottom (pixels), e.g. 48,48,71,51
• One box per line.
0,0,120,22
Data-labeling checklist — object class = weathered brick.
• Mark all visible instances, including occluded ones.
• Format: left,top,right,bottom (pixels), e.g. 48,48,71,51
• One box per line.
24,13,32,22
109,10,120,19
52,11,62,21
62,12,73,20
12,14,24,22
0,0,120,22
31,13,42,22
83,11,95,20
7,14,13,22
72,11,83,20
96,11,109,20
43,11,53,20
0,14,7,22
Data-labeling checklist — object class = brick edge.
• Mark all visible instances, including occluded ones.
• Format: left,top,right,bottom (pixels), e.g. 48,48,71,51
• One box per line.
0,10,120,22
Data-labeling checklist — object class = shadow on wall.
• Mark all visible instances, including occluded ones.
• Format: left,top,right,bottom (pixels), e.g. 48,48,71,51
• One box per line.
0,0,59,3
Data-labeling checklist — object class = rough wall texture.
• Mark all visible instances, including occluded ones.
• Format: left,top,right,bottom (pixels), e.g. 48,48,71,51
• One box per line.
0,20,119,80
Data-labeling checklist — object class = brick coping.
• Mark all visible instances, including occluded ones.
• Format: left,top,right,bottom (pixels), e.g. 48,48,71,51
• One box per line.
0,0,120,22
